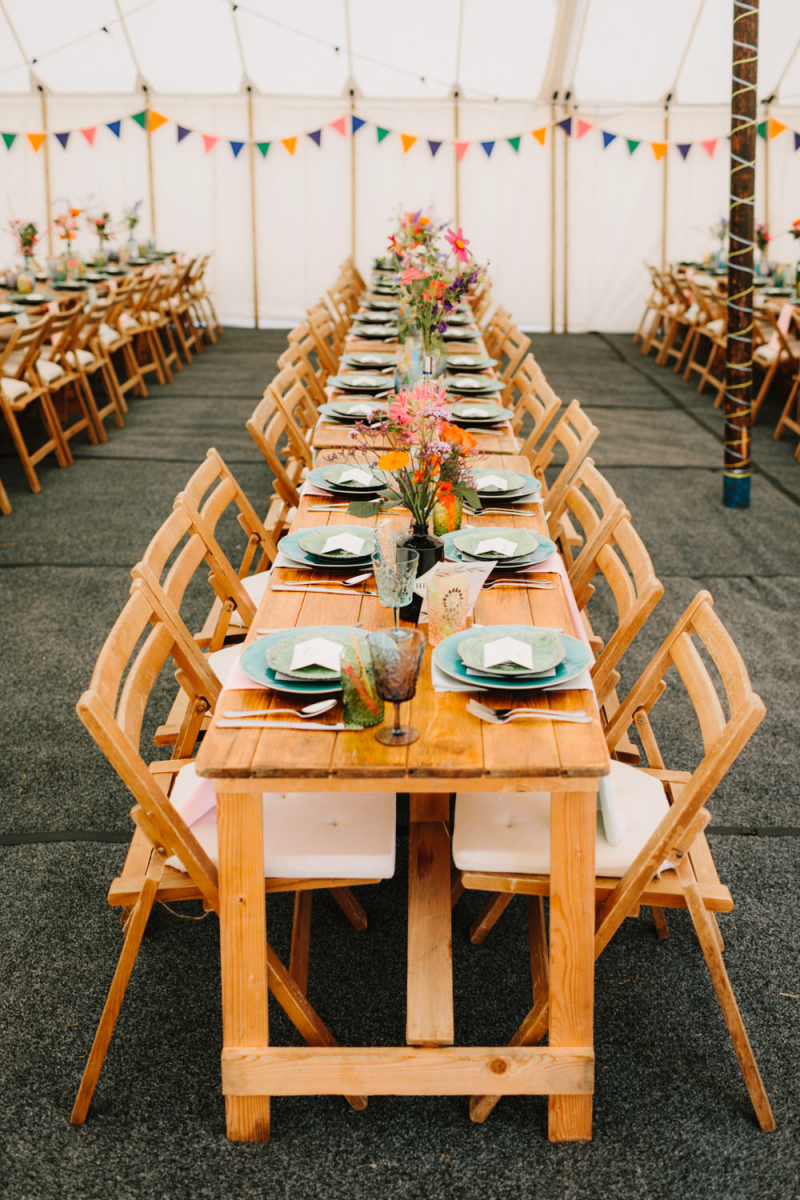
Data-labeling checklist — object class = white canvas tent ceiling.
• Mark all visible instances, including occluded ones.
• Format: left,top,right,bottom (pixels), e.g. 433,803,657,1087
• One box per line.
1,0,800,105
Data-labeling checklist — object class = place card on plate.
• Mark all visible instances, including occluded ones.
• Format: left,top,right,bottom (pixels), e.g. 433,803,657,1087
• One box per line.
482,636,535,670
474,537,518,557
476,474,509,491
336,467,375,486
346,402,378,416
465,407,489,416
322,532,367,556
290,637,345,673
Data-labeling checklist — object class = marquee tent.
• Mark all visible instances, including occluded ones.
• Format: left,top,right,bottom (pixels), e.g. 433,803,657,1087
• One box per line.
1,0,799,330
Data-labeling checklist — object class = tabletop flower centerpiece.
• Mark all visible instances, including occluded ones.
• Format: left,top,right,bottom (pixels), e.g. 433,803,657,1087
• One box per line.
9,219,39,293
754,223,772,276
87,211,112,267
122,200,143,258
788,219,800,295
709,215,728,269
52,206,81,280
343,380,482,573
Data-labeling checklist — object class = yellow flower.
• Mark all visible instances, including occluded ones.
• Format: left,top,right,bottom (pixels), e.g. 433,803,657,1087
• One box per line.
378,451,411,471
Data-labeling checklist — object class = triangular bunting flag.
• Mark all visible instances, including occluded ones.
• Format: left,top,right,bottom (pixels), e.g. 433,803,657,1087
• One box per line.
80,126,97,147
27,133,45,152
677,143,692,160
55,132,70,150
376,127,390,143
202,134,219,154
351,115,366,135
177,125,191,143
106,120,121,138
795,131,800,151
576,119,593,139
531,127,546,146
2,132,16,150
454,140,470,161
149,111,168,133
602,131,617,149
330,116,347,136
700,138,717,158
307,129,322,147
230,140,244,158
401,134,416,154
282,137,297,156
507,136,521,153
757,121,767,140
627,139,640,155
557,117,572,136
428,140,442,157
769,119,786,139
256,141,270,157
131,111,147,129
481,140,495,158
651,142,668,161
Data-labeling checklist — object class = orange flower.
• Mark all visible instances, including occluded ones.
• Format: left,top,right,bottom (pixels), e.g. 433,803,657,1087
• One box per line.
69,207,81,216
378,450,411,472
440,422,477,452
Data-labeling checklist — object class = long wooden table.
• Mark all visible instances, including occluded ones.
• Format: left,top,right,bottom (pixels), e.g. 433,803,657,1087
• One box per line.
195,444,609,1144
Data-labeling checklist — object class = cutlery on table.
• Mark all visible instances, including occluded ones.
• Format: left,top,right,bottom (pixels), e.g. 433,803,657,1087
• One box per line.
482,579,556,590
216,719,351,732
256,621,363,633
271,584,379,597
467,699,591,725
223,699,338,719
276,572,373,587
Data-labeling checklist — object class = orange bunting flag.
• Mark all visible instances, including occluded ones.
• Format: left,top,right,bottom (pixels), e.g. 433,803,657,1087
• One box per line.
454,140,470,161
282,136,297,156
202,134,219,154
80,126,97,146
576,119,593,139
400,134,416,154
531,127,546,146
149,111,168,133
701,138,718,158
651,142,668,161
329,116,347,136
769,119,787,139
27,132,45,152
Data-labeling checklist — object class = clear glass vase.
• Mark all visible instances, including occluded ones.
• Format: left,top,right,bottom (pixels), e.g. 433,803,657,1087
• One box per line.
432,495,464,536
16,257,35,294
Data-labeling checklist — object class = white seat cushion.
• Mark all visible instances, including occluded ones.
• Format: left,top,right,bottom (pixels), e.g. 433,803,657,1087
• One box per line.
0,376,31,401
165,762,396,879
229,571,271,628
453,761,670,879
98,322,119,346
703,318,725,338
66,348,95,368
36,357,65,383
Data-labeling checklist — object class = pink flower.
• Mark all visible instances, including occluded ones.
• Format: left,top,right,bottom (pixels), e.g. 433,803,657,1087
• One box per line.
401,266,427,284
445,227,471,263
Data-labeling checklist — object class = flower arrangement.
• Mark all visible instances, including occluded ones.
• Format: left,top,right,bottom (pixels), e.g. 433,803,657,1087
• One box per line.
88,212,112,242
53,207,81,242
122,200,143,232
397,254,483,356
344,381,482,526
710,216,728,245
755,224,771,255
9,219,38,258
789,219,800,241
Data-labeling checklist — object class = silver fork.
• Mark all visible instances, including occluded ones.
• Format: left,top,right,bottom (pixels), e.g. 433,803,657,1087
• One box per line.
467,699,591,724
482,579,556,590
275,572,372,587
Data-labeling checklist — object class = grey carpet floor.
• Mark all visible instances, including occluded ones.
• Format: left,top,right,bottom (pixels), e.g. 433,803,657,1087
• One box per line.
1,328,799,1200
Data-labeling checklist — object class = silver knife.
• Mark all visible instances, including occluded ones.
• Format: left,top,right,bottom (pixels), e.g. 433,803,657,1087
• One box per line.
216,719,351,731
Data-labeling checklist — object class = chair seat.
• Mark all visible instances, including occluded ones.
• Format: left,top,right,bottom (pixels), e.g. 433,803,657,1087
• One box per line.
453,761,670,878
229,570,271,627
98,322,120,347
0,376,31,401
66,348,96,368
753,338,800,365
703,318,726,338
164,761,396,878
36,357,66,383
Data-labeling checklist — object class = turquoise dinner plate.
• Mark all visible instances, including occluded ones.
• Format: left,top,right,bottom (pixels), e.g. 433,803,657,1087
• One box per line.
433,627,592,692
318,402,386,424
340,351,395,367
307,465,383,495
280,525,374,566
351,324,398,339
238,629,350,695
441,528,555,567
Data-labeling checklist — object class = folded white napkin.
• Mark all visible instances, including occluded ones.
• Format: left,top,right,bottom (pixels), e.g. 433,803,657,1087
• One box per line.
482,636,535,670
476,474,508,491
322,532,367,555
290,637,344,673
474,537,518,558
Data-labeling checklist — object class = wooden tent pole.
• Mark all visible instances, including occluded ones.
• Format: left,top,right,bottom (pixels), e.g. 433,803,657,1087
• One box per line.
661,100,670,270
762,101,769,226
724,0,758,509
39,87,53,256
562,97,570,334
349,88,357,260
144,90,157,241
454,89,461,228
550,98,557,334
247,87,259,329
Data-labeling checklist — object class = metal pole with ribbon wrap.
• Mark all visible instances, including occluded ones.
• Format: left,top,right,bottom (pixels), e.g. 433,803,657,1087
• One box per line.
724,0,758,509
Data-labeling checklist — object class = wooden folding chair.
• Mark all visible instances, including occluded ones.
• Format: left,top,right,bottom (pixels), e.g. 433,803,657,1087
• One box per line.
0,315,73,492
751,302,800,422
773,307,800,447
306,301,343,375
0,472,11,515
278,337,328,409
118,272,171,387
481,305,513,359
528,399,600,519
456,591,775,1131
246,389,304,539
633,265,665,347
505,355,561,454
655,271,701,370
265,367,316,469
69,580,394,1125
682,284,727,402
164,257,204,362
186,253,223,344
66,304,129,440
95,276,149,405
547,456,627,575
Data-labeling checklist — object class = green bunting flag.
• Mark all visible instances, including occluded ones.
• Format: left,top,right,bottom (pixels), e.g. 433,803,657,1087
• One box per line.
256,141,270,157
757,121,767,140
626,138,640,155
376,127,390,142
2,132,16,150
131,110,148,129
507,135,521,153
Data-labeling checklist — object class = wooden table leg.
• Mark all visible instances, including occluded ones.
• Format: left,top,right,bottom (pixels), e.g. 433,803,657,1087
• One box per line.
548,787,596,1142
406,793,454,1047
217,790,271,1142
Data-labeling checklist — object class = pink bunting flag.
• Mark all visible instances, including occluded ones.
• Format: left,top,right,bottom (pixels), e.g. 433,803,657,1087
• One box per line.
329,116,347,136
701,138,718,158
202,134,219,154
454,140,470,161
80,126,97,147
576,119,593,140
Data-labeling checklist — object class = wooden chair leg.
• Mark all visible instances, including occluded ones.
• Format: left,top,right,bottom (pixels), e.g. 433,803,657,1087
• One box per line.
773,374,800,439
469,892,514,944
651,906,670,939
678,860,775,1131
78,374,109,443
451,871,465,909
328,886,367,931
289,891,312,995
469,976,551,1124
1,403,42,492
70,854,164,1124
0,476,10,515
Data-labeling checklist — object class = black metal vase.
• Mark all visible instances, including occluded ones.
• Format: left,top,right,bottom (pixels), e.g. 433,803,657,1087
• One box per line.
398,522,444,622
